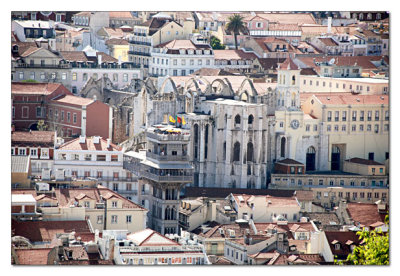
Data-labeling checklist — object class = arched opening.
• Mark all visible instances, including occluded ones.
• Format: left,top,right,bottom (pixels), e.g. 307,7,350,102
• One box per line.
193,124,199,160
235,114,241,125
247,142,254,162
29,123,38,131
248,114,254,125
306,146,316,171
233,142,241,162
291,75,296,85
204,124,209,160
331,146,341,170
280,137,286,158
291,93,296,107
223,141,226,161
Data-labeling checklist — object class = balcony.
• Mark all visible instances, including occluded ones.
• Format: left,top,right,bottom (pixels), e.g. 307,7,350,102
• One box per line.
117,190,138,195
146,152,189,162
146,132,190,141
141,171,193,183
128,51,151,57
129,40,151,46
15,63,71,69
133,32,147,37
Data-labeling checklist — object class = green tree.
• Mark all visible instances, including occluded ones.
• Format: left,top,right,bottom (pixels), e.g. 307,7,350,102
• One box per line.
225,14,247,50
336,215,389,265
37,120,47,131
210,36,225,49
21,79,39,83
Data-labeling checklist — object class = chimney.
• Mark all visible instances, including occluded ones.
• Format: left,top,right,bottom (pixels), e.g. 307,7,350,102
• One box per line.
327,17,332,34
79,135,86,144
98,54,102,68
106,138,111,148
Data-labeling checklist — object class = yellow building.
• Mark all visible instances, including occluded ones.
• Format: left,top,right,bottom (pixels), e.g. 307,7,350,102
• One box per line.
302,93,389,169
105,38,130,62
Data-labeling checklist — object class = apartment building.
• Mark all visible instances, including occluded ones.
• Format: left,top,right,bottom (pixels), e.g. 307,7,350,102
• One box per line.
53,136,138,201
150,37,214,77
12,20,56,50
11,186,147,233
11,131,56,176
99,229,210,265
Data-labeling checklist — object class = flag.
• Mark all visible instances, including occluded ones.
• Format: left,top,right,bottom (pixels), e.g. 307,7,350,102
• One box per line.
177,116,182,124
182,116,186,125
169,115,176,123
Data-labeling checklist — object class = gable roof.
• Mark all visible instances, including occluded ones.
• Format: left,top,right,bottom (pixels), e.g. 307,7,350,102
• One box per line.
345,157,384,166
11,156,30,173
14,248,52,265
51,94,95,107
346,203,384,227
12,220,90,242
214,49,257,60
278,57,300,70
127,229,180,246
325,231,360,259
12,131,55,146
109,11,134,19
313,94,388,106
11,82,67,96
57,136,121,151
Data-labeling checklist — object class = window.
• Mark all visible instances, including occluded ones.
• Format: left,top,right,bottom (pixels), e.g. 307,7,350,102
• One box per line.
18,148,26,155
308,179,313,186
97,171,103,179
83,73,88,81
112,201,118,208
375,111,379,121
126,183,132,191
314,125,318,131
385,110,389,121
111,215,118,223
374,124,379,133
352,125,356,131
73,113,77,123
113,183,119,191
30,72,35,80
73,154,79,160
298,179,302,186
342,111,347,121
319,179,323,185
350,181,355,186
342,125,346,131
327,111,332,121
61,110,64,121
306,125,310,131
123,73,128,82
359,124,364,131
19,72,24,80
334,125,339,132
360,111,364,121
181,59,186,65
97,155,106,161
84,201,90,208
367,111,372,121
40,72,46,80
67,112,71,122
72,72,77,81
334,111,339,122
340,180,344,186
367,124,371,132
62,73,67,80
97,215,103,224
329,180,334,186
126,215,132,223
327,125,331,132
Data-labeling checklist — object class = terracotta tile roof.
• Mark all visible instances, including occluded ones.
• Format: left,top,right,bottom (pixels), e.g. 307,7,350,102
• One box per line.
306,212,340,226
155,39,210,50
191,68,235,76
11,220,90,242
214,50,257,60
11,82,64,95
257,58,281,71
51,94,94,106
14,248,52,265
12,131,55,145
300,67,318,75
127,228,180,246
249,12,316,25
294,190,314,201
19,46,42,57
60,51,89,62
269,253,324,265
346,203,383,227
313,94,388,106
199,222,315,239
105,38,129,45
102,28,126,38
324,231,360,259
57,137,121,151
96,52,118,63
212,257,234,265
319,37,339,46
345,157,384,166
268,23,301,31
296,56,385,71
233,194,299,208
276,158,304,165
278,57,300,70
109,11,134,19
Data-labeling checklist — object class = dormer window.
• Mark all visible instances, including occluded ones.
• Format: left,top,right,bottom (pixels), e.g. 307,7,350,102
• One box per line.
335,244,340,250
112,201,118,208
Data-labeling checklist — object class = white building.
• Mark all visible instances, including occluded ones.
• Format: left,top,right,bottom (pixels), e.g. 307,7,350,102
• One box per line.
53,136,140,203
100,228,210,265
150,36,214,77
